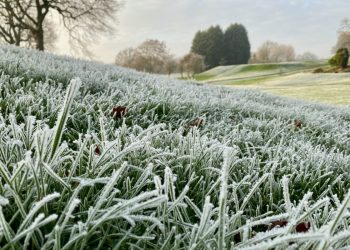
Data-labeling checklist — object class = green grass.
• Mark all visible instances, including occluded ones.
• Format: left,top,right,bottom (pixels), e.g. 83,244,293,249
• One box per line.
232,72,350,105
196,61,326,82
197,61,350,105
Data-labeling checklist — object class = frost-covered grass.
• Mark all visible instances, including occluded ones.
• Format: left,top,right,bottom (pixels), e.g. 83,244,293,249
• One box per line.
195,61,325,82
0,45,350,249
198,63,350,105
227,73,350,105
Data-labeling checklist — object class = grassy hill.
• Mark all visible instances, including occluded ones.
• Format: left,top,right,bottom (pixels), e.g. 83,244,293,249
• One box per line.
0,46,350,249
196,61,350,105
196,61,326,82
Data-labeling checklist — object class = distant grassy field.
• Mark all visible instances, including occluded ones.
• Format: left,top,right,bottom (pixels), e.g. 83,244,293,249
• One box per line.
196,61,350,105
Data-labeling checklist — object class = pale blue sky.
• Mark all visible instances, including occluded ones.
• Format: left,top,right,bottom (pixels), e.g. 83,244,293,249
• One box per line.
57,0,350,63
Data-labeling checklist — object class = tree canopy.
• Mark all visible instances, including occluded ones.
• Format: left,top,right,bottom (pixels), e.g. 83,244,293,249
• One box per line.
115,39,176,74
191,23,250,69
191,25,224,69
251,41,295,63
224,23,251,65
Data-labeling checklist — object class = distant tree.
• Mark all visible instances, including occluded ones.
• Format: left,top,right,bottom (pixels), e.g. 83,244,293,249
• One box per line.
252,41,275,63
253,41,295,63
164,55,177,75
178,58,185,78
0,0,121,55
115,48,138,68
297,52,318,61
223,23,251,65
332,19,350,54
248,53,258,64
270,43,295,62
206,26,224,68
334,32,350,52
180,52,205,78
329,48,349,68
191,25,224,69
115,39,175,74
135,39,170,73
191,30,207,61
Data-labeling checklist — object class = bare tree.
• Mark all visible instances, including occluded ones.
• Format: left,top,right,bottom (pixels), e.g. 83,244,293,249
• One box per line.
270,44,295,62
178,58,185,78
0,1,31,46
333,32,350,53
135,39,169,73
115,39,175,74
180,52,205,78
164,55,177,76
115,48,138,68
331,19,350,58
251,41,275,63
252,41,295,63
0,0,121,55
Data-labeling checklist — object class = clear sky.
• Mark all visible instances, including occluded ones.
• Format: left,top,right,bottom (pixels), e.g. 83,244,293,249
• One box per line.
56,0,350,63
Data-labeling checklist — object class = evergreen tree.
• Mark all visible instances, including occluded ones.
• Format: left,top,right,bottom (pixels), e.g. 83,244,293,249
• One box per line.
206,25,224,68
224,23,251,65
191,25,224,69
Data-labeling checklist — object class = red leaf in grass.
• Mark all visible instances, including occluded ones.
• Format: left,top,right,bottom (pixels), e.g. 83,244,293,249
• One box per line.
296,222,311,233
95,145,101,155
270,220,310,233
111,106,127,118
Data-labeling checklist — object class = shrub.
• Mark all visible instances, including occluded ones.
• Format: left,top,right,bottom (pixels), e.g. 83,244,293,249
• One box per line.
329,48,349,68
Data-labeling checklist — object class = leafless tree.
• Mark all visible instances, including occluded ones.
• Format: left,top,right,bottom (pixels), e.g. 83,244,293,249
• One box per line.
0,0,121,55
331,19,350,57
252,41,295,63
115,39,175,74
115,47,138,68
164,55,177,75
135,39,169,73
333,32,350,53
0,1,31,46
180,52,205,78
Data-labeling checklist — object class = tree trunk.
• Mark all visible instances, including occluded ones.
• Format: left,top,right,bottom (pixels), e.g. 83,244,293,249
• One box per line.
36,26,44,51
36,6,45,51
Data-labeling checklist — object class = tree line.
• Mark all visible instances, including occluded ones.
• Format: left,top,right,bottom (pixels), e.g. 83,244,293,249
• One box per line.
114,23,321,76
115,40,205,78
115,23,252,77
